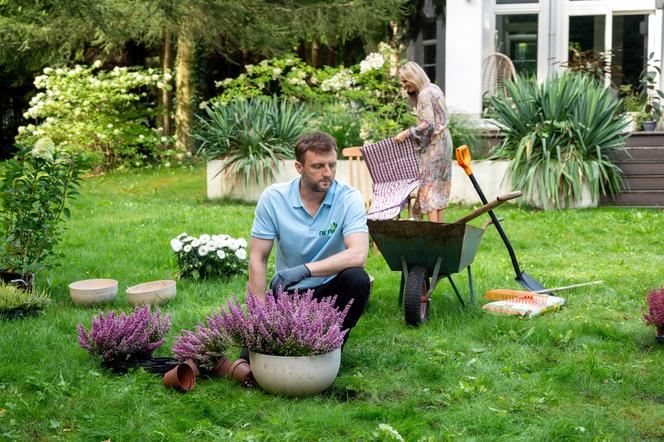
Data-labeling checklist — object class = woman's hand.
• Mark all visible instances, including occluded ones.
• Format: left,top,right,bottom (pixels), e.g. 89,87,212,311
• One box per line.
394,129,410,143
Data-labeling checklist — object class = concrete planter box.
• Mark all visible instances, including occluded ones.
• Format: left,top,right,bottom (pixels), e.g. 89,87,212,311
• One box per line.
207,158,597,209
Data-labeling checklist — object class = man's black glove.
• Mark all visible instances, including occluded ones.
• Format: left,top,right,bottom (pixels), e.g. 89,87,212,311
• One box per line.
269,264,311,294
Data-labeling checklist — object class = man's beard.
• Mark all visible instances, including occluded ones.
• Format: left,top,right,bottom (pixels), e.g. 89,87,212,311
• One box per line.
302,175,331,193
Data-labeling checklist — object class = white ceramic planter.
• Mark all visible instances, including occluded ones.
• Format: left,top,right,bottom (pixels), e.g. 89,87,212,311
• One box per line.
126,280,176,306
69,279,118,305
249,348,341,397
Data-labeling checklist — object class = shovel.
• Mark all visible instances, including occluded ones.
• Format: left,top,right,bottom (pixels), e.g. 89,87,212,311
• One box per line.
455,145,547,292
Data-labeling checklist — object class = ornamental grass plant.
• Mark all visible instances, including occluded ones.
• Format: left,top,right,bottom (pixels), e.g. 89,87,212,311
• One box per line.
77,305,171,364
489,73,628,208
0,281,50,318
220,288,351,356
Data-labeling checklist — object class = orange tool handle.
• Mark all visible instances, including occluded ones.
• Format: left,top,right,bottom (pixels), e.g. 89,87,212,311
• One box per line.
456,145,473,176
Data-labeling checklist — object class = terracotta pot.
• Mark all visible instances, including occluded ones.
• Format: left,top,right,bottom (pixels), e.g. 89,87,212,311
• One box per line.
184,358,200,377
213,355,233,377
249,348,341,397
228,359,254,387
163,363,196,391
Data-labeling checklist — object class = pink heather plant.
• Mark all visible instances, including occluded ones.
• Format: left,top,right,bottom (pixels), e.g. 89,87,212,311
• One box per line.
644,288,664,328
77,305,171,364
220,287,351,357
172,313,231,372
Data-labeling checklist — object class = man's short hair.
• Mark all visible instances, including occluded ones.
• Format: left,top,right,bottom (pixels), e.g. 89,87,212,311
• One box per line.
295,132,338,163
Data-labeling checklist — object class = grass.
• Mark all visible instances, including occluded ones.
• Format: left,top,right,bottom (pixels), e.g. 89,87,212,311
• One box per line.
1,165,664,441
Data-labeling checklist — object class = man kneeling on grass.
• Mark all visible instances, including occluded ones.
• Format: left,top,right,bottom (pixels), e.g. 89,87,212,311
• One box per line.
248,131,370,345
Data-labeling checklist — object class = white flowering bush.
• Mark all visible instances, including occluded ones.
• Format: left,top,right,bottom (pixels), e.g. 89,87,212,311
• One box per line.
207,45,416,145
170,233,247,279
16,62,176,168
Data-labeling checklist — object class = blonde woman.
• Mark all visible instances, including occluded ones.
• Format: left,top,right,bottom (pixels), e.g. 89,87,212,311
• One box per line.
394,61,452,223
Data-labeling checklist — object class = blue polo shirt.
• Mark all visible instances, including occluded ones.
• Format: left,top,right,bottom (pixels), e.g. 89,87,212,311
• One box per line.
251,178,368,289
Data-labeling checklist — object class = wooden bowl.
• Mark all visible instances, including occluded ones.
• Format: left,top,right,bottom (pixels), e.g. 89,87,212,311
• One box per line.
126,280,176,306
69,279,118,305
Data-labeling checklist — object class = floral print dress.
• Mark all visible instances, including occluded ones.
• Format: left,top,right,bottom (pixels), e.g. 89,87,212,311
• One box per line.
409,83,452,214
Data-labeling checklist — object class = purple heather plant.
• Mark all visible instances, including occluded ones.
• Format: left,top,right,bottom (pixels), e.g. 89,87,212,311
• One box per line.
77,305,171,364
219,286,351,357
172,313,231,372
644,288,664,328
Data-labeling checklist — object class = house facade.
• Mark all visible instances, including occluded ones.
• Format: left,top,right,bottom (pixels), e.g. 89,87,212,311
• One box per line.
409,0,664,117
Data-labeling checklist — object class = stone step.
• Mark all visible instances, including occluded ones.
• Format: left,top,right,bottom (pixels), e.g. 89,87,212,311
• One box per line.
611,147,664,161
625,132,664,148
601,190,664,207
615,161,664,175
621,175,664,190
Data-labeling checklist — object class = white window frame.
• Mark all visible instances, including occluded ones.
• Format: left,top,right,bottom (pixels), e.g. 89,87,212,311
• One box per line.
492,1,550,81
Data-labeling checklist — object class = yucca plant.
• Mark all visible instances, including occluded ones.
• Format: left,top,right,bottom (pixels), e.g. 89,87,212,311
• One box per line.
489,73,628,209
194,96,312,187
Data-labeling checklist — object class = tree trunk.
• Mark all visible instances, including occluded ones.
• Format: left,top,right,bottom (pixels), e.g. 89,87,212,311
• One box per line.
311,38,320,68
389,20,403,77
175,27,195,152
326,40,336,66
162,31,173,140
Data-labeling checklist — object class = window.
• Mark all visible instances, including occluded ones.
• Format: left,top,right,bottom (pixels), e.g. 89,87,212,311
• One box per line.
612,14,648,89
422,18,437,82
496,14,538,78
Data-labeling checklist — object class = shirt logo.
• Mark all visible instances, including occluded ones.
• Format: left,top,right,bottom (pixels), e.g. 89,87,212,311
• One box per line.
319,222,338,237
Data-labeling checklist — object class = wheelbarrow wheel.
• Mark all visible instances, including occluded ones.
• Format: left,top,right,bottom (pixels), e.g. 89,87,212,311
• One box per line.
404,266,430,326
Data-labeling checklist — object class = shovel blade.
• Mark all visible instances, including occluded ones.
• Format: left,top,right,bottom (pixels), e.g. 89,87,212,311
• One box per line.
516,272,547,292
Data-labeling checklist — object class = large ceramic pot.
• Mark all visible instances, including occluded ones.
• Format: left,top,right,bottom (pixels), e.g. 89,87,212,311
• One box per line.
249,348,341,397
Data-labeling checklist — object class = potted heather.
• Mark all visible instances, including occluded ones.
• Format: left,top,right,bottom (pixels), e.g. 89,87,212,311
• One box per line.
171,311,253,386
644,288,664,343
220,288,351,396
77,305,174,372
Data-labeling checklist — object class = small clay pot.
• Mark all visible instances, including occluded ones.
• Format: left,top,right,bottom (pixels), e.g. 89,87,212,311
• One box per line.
228,358,254,387
184,358,200,377
214,356,233,377
163,363,196,391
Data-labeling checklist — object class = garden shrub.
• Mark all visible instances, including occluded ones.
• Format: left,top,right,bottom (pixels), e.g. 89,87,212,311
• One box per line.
0,139,87,276
17,62,173,168
206,43,416,146
489,73,628,208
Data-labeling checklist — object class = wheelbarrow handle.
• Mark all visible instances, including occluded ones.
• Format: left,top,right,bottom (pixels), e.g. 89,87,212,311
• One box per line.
455,145,473,176
451,192,522,226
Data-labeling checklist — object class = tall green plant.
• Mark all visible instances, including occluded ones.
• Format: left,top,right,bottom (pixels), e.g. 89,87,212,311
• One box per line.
0,139,88,276
489,74,628,208
194,97,311,186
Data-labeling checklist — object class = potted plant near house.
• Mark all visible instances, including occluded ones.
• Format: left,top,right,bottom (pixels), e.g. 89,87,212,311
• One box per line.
0,138,87,290
640,53,664,131
220,288,351,397
77,305,173,372
172,310,254,386
644,288,664,343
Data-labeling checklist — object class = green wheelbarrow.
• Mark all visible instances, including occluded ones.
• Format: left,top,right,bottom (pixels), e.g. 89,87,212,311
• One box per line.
368,192,521,326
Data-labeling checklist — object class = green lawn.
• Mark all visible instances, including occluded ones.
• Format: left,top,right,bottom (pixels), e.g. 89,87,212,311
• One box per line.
1,166,663,441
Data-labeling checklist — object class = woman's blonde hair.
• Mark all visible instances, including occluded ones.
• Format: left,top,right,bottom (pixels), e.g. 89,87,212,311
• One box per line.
399,61,431,92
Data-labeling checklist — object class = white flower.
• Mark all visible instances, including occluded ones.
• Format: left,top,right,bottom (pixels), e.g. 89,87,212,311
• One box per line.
183,244,192,253
200,234,211,242
216,250,226,260
191,239,200,247
29,137,56,161
360,52,385,73
198,247,208,257
236,238,247,248
92,60,102,68
235,249,247,260
170,239,183,252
